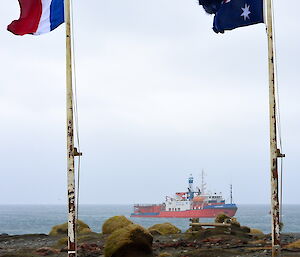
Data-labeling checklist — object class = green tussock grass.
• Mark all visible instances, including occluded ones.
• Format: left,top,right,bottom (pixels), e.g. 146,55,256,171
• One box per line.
104,224,152,257
287,240,300,249
77,232,102,243
49,219,92,236
215,213,230,223
148,223,181,235
102,215,133,234
250,228,264,235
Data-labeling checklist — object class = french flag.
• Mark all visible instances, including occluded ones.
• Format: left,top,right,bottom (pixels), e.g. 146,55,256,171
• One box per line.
8,0,64,36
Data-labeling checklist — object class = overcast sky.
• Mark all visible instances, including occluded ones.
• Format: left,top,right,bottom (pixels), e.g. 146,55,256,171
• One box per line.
0,0,299,205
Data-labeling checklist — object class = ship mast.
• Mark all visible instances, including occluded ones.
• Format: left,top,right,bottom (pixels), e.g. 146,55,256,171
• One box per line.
265,0,285,256
188,174,194,200
230,184,233,204
201,169,206,194
188,174,194,192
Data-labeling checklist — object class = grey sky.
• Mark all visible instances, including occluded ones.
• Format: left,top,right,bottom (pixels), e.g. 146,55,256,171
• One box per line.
0,0,299,205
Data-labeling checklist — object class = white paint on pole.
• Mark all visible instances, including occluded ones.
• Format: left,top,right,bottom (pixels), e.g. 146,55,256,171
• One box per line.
265,0,281,256
65,0,76,256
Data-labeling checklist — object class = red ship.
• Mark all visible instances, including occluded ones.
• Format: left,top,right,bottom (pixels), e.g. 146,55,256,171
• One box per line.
131,174,237,218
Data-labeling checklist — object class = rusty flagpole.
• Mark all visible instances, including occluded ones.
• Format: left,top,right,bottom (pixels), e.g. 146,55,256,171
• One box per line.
65,0,77,256
265,0,285,256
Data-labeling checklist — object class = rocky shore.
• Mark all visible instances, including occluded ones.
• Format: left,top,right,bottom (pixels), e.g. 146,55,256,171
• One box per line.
0,215,299,257
1,232,300,257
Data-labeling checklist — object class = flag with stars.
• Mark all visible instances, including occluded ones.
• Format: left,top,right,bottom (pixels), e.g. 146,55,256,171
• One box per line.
213,0,264,33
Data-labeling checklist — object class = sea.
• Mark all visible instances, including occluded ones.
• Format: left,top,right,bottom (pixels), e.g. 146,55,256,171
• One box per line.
0,204,299,235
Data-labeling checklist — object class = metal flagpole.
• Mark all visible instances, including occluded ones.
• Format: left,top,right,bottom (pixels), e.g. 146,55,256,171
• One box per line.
65,0,77,256
265,0,285,256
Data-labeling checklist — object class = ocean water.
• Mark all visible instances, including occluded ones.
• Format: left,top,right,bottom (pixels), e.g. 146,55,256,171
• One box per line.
0,204,299,235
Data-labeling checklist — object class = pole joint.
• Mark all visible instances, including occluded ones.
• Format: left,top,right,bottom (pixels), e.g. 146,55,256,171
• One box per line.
276,149,285,158
74,147,82,156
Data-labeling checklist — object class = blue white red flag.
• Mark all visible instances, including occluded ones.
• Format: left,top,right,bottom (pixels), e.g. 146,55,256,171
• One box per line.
8,0,64,36
199,0,264,33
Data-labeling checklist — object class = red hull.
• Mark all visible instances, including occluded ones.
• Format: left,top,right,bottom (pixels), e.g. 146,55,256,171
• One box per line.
131,208,237,218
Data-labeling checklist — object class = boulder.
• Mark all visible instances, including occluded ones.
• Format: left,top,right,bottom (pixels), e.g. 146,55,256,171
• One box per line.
49,220,92,236
104,224,153,257
148,229,162,236
250,228,264,235
240,226,251,233
148,223,181,235
230,218,241,227
55,237,68,247
215,213,230,223
102,216,133,235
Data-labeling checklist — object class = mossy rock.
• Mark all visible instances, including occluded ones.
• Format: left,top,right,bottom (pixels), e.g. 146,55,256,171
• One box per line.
185,227,193,233
286,239,300,249
49,220,92,236
104,224,153,257
148,223,181,235
230,218,240,227
54,232,102,249
148,229,162,236
102,215,133,234
56,237,68,247
240,226,251,233
250,228,264,235
215,213,230,223
77,232,102,243
215,214,240,228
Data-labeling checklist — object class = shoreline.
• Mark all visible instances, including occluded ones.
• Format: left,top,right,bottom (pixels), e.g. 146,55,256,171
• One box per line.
1,232,300,257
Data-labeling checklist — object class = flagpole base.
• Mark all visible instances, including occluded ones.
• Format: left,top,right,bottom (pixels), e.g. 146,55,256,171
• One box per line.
272,245,281,257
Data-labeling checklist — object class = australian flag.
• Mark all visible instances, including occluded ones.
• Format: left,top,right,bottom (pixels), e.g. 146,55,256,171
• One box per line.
199,0,264,33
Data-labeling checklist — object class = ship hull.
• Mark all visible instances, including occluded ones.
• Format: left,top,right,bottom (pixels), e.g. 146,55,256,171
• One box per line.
131,204,237,218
